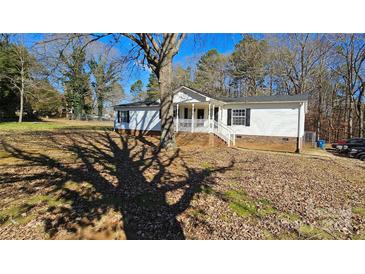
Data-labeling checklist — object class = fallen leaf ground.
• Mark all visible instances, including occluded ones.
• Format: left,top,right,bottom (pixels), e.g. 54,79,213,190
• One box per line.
0,122,364,239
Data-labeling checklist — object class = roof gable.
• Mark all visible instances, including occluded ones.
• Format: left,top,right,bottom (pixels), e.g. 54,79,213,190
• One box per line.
173,86,214,103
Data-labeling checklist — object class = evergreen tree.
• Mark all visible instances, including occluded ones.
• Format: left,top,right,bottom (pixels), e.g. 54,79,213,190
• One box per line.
228,35,268,96
89,56,121,117
146,72,159,101
27,80,63,117
130,79,144,101
62,47,92,119
0,38,19,119
193,49,227,96
172,65,192,90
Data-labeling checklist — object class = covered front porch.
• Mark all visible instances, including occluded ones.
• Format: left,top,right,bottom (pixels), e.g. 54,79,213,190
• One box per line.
173,102,235,146
173,102,223,133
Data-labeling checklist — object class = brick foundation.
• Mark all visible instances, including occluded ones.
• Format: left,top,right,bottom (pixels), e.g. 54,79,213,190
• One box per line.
235,135,298,152
116,129,226,147
116,129,160,137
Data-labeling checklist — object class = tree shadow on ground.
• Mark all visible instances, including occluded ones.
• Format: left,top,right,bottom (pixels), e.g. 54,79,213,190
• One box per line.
3,131,233,239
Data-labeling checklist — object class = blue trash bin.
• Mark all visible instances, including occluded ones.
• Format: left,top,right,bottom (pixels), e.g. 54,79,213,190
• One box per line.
317,139,326,149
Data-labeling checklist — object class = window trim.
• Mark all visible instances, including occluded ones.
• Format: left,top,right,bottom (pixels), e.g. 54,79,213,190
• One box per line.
119,110,129,123
231,108,246,126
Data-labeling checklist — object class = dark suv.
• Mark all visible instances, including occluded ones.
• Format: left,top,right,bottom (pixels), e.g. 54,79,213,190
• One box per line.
348,146,365,160
340,138,365,153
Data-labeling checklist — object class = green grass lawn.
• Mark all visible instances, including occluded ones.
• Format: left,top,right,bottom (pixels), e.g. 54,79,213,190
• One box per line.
0,121,67,131
0,119,113,132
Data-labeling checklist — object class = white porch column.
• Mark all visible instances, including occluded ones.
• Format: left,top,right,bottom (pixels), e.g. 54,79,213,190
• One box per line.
191,103,195,133
208,103,211,132
176,103,179,132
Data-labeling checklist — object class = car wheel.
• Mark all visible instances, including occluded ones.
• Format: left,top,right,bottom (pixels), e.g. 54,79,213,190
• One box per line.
359,154,365,161
356,152,365,159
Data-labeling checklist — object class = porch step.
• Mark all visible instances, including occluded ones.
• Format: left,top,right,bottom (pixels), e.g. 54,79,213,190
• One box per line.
212,132,229,146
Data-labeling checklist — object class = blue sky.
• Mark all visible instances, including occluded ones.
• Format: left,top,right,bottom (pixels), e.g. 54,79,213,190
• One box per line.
20,33,264,100
120,34,247,95
117,34,266,99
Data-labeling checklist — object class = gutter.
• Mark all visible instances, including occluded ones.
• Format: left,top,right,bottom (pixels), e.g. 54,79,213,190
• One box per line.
223,100,308,105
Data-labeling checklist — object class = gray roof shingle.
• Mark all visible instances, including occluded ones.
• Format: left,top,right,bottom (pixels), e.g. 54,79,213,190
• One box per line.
114,86,309,108
219,93,309,103
114,100,159,108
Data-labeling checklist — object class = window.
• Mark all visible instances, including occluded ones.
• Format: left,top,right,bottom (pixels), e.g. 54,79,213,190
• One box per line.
232,109,245,125
119,111,129,123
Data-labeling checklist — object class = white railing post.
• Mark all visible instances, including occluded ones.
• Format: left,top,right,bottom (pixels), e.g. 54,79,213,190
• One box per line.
191,103,194,133
176,103,179,132
212,104,215,124
210,119,235,147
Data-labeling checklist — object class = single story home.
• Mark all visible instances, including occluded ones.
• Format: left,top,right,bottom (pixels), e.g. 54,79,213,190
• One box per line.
114,86,309,152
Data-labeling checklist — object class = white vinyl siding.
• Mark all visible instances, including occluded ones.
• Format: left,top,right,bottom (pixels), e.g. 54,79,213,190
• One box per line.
114,107,161,131
222,102,305,138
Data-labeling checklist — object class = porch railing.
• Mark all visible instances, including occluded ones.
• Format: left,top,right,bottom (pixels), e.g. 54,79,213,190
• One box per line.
174,118,236,146
175,119,210,133
211,120,236,147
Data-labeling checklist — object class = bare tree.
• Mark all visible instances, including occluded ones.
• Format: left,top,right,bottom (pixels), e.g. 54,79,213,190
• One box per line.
334,34,365,138
120,34,186,148
39,33,186,148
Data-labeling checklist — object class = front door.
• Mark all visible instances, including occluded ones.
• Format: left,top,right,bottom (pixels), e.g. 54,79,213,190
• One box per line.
214,107,219,122
184,108,189,119
197,109,204,119
214,107,219,128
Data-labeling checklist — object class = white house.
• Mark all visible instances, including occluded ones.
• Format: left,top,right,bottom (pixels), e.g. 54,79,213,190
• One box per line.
114,86,309,152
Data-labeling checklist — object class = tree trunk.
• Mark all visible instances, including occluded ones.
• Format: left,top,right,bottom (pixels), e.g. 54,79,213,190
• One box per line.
358,97,364,138
97,96,104,118
356,86,364,138
316,82,322,140
359,107,364,138
18,88,24,123
158,60,175,149
347,103,353,138
18,69,25,123
348,97,353,138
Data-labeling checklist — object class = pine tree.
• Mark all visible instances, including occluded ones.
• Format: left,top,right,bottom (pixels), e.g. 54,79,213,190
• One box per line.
62,47,91,119
89,56,121,117
172,65,192,90
130,80,145,101
0,38,19,119
193,49,227,96
228,35,268,96
146,72,159,101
